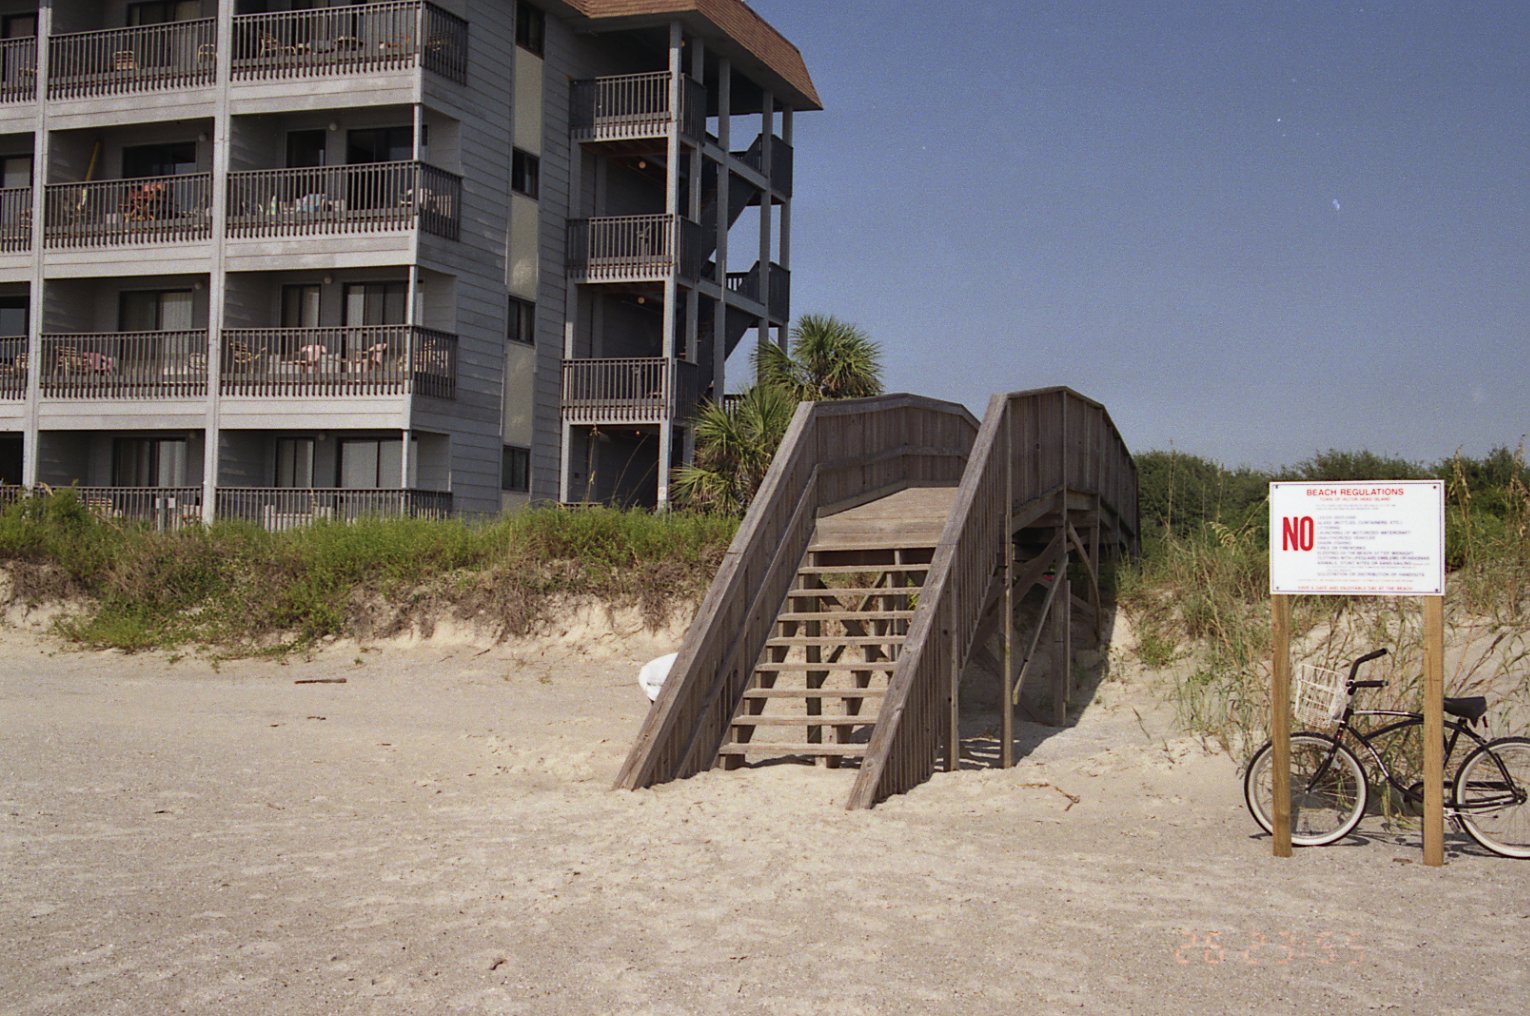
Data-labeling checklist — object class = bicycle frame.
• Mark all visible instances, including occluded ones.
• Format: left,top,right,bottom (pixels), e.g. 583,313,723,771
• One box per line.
1334,710,1487,813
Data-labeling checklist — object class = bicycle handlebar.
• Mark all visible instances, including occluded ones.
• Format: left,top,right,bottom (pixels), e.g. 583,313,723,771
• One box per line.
1345,648,1389,688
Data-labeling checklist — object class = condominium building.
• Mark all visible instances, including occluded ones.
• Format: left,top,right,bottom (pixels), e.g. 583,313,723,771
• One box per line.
0,0,817,525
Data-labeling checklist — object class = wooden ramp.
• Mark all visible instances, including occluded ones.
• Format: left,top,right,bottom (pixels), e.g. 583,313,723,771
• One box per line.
614,388,1138,808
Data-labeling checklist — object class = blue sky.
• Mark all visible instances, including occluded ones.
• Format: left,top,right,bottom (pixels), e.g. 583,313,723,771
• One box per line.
752,2,1529,468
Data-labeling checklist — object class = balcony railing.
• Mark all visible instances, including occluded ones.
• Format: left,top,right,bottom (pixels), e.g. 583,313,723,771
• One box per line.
768,262,790,321
0,186,30,252
232,1,468,84
0,37,37,103
567,214,704,283
71,487,203,529
0,336,26,399
217,487,452,530
561,357,699,425
732,134,793,195
49,19,216,100
44,174,213,249
220,325,455,400
571,71,706,144
39,331,209,399
227,161,460,241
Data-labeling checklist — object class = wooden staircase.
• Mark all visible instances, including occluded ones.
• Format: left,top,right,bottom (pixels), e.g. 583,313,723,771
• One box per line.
717,488,951,768
613,390,1138,808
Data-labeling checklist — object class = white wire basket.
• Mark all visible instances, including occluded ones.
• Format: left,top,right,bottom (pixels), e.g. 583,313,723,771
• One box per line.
1293,663,1347,726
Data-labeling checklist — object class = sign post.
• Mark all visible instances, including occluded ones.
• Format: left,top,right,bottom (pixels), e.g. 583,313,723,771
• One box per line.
1268,481,1446,865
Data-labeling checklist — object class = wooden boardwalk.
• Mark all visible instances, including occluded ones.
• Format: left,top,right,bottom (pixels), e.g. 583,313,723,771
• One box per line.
615,388,1137,808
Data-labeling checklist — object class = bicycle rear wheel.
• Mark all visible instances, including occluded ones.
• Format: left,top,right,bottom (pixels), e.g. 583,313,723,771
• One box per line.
1453,736,1530,859
1245,733,1369,846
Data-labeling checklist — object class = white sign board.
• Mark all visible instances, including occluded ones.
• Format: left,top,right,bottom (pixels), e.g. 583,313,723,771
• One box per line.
1269,481,1445,596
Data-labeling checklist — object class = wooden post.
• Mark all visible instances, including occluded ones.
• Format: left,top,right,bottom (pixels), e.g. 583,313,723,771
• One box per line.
1423,595,1445,867
1050,576,1071,726
1001,418,1015,768
946,596,960,772
1270,594,1293,858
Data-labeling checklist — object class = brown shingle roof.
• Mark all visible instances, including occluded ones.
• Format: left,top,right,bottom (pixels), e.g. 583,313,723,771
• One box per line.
572,0,820,110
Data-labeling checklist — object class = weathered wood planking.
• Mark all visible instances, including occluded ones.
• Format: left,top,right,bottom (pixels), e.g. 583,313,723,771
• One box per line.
613,393,979,791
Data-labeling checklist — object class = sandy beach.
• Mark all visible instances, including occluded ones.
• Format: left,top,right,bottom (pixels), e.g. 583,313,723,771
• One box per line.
3,610,1527,1015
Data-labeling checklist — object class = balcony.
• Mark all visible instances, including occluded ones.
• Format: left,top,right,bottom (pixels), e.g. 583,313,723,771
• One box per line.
567,214,704,284
561,357,699,425
231,1,468,85
571,71,706,145
226,161,460,241
44,174,213,249
71,486,203,529
216,487,452,530
0,186,30,252
0,336,26,399
48,20,216,100
0,37,37,104
220,326,455,400
39,331,208,399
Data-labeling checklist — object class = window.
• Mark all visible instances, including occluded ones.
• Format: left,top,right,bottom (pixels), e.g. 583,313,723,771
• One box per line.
112,437,188,487
0,155,31,189
275,437,315,489
515,3,544,56
343,281,408,326
286,130,327,169
502,445,530,492
128,1,201,26
1,14,36,40
338,438,403,489
281,285,321,328
511,149,539,199
508,297,534,345
346,126,414,165
0,296,27,337
123,142,198,179
119,289,193,332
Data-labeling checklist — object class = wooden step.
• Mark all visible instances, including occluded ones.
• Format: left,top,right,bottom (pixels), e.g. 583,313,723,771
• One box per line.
797,563,930,575
743,687,887,699
731,715,874,727
778,610,915,622
766,635,906,647
717,742,868,758
755,661,896,673
786,587,921,598
808,539,938,553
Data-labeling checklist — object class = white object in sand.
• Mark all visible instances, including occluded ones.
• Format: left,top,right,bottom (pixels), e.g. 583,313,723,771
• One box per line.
638,652,678,702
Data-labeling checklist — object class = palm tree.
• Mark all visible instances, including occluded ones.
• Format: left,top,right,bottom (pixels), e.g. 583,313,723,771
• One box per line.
671,383,797,513
753,314,884,401
675,315,883,513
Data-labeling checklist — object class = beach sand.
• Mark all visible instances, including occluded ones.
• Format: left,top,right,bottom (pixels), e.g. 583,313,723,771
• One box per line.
2,610,1527,1015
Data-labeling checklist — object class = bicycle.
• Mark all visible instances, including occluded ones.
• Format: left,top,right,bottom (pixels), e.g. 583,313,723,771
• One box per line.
1244,648,1530,858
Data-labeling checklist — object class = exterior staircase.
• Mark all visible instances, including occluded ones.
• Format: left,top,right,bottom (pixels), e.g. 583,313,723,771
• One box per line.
719,546,934,767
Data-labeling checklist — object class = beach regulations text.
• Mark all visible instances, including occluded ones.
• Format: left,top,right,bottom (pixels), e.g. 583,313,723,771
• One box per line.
1268,481,1444,597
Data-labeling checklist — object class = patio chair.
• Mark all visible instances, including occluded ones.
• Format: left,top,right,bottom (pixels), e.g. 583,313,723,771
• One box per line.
225,340,265,373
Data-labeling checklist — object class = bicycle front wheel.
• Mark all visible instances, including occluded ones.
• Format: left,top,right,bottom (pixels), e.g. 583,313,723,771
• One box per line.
1453,736,1530,859
1245,733,1369,846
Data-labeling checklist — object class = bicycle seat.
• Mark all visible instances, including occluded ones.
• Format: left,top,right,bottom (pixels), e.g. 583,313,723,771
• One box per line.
1444,696,1488,723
